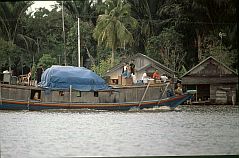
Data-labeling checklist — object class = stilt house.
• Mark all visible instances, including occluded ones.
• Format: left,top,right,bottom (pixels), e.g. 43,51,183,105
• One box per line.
181,56,238,104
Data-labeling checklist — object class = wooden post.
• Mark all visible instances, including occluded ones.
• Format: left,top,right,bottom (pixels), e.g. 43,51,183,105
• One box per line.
157,82,170,105
196,85,198,101
138,81,151,107
70,85,72,103
0,83,2,105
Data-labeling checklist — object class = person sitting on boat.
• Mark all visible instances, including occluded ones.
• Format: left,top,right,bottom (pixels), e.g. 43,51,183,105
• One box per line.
33,91,40,100
142,71,149,83
152,70,161,83
161,74,168,83
175,83,183,96
131,74,137,84
152,70,160,79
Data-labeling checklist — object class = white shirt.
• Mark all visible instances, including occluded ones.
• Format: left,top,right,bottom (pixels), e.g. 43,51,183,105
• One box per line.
161,75,168,82
123,65,127,72
142,72,147,80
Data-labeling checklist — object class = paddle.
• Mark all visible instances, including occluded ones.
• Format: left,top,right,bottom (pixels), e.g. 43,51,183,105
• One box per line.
156,82,170,106
138,79,152,107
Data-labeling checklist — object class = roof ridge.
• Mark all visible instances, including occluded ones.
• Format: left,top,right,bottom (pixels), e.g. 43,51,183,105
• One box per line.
181,56,238,78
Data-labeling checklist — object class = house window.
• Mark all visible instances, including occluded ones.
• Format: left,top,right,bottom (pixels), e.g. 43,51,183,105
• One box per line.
30,90,41,100
59,91,64,96
94,92,98,97
77,91,81,97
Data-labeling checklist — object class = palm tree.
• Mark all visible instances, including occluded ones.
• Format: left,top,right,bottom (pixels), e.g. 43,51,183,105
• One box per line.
61,0,96,22
0,1,33,43
93,0,137,66
0,1,33,70
128,0,173,55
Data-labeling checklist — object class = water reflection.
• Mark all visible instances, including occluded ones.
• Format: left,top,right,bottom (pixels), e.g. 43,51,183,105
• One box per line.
0,105,238,157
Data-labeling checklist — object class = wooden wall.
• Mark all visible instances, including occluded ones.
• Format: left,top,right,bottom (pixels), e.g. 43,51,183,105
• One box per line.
1,84,168,104
184,83,237,104
1,85,34,101
210,84,237,104
42,85,166,103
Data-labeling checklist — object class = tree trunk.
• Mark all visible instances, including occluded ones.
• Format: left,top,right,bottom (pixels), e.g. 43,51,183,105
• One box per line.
111,46,115,67
196,30,203,61
85,46,95,66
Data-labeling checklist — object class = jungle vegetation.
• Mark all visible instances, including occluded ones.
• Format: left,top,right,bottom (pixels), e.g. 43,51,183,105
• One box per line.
0,0,237,77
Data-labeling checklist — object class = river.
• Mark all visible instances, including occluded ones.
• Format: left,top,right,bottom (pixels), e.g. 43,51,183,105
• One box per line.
0,105,238,157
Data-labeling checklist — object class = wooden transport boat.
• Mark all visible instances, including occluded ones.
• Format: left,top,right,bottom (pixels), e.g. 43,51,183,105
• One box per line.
0,66,193,111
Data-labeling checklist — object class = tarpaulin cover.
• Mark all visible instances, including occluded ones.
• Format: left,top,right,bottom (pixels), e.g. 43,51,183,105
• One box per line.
39,65,109,91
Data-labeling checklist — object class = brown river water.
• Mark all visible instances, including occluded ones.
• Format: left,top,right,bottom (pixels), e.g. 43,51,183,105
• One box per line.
0,105,238,157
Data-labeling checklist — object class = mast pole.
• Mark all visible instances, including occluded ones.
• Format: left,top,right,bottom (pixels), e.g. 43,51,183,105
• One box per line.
0,83,2,105
62,1,66,66
78,18,81,67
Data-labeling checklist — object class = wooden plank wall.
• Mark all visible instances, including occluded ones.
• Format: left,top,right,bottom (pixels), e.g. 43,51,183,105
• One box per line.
1,84,169,104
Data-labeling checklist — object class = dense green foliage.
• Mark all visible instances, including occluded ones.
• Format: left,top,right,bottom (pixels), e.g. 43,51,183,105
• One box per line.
38,54,57,69
93,0,138,66
146,26,186,75
0,0,237,76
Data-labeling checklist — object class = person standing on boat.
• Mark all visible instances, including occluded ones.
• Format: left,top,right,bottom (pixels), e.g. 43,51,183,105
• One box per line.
122,62,127,74
22,63,30,75
36,64,44,84
129,60,135,75
122,63,130,78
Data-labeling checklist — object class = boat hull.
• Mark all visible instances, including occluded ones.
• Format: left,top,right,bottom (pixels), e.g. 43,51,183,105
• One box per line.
0,94,192,111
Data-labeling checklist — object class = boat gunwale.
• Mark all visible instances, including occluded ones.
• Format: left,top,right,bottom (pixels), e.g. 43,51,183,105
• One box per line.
0,83,167,92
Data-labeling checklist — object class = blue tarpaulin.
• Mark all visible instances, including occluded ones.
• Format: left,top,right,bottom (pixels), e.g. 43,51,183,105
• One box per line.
39,66,110,91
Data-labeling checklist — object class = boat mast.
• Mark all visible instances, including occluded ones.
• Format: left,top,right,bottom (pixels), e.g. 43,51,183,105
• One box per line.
0,83,2,105
78,18,81,67
62,1,67,66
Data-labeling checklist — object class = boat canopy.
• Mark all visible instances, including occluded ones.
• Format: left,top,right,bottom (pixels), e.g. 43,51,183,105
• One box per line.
39,65,110,91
